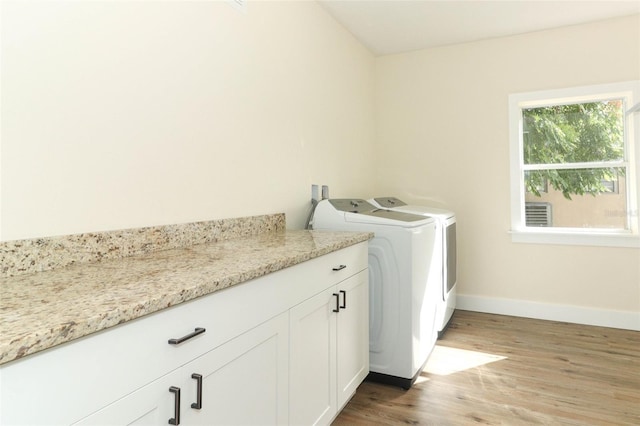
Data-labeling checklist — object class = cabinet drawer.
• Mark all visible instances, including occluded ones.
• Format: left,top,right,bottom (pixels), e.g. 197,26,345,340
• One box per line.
282,242,368,303
315,242,368,285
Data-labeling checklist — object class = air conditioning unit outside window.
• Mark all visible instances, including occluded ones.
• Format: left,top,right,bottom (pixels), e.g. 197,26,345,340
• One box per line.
525,202,552,227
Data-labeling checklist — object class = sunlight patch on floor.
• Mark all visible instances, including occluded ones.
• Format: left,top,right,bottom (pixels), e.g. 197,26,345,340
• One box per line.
423,345,507,375
414,374,430,384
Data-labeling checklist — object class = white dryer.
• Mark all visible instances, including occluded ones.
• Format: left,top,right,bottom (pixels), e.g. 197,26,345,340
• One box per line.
311,199,439,389
370,197,457,334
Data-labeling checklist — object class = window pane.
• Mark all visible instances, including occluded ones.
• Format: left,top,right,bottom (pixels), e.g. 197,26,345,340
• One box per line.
524,168,628,229
523,100,624,165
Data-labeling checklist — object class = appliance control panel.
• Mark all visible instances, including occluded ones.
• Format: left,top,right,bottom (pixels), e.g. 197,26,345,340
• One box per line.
374,197,408,208
328,199,376,213
328,199,427,222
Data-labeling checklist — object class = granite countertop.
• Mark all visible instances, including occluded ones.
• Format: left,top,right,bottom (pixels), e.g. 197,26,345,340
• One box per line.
0,229,372,365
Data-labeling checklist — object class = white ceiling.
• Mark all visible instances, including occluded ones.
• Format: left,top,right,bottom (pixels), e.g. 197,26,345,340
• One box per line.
318,0,640,56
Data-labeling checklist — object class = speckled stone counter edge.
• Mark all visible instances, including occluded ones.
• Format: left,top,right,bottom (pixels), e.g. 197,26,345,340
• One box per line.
0,214,285,278
0,222,373,365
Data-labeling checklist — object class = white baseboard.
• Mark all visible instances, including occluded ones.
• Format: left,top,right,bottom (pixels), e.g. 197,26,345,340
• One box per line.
457,295,640,331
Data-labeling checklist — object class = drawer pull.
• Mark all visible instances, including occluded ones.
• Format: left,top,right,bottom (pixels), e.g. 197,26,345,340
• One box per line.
169,386,181,425
168,327,206,345
339,290,347,309
332,293,340,313
191,373,203,410
332,264,347,271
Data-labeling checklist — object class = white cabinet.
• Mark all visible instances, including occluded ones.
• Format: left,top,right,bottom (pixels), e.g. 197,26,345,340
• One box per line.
75,313,289,426
336,271,369,409
289,286,338,426
0,242,368,426
181,312,289,426
72,368,176,425
289,269,369,426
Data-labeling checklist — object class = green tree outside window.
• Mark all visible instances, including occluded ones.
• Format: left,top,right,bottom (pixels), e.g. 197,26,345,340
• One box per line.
523,101,625,200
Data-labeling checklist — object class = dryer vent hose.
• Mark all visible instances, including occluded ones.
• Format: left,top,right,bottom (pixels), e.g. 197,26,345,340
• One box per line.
304,199,319,230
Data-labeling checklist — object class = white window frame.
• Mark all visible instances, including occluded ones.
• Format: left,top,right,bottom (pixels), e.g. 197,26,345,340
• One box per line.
509,81,640,248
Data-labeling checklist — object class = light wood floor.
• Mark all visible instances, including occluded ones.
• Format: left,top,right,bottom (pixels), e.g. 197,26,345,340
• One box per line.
333,310,640,425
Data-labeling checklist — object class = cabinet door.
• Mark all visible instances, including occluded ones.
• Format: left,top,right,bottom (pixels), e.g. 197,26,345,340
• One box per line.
336,270,369,409
289,287,338,426
75,313,289,426
183,312,289,425
73,372,178,425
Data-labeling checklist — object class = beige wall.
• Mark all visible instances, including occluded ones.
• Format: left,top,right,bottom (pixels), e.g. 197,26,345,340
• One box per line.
2,2,638,324
374,15,640,315
0,0,375,240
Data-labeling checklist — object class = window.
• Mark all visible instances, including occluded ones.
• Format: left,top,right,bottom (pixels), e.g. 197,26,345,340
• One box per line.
509,81,640,247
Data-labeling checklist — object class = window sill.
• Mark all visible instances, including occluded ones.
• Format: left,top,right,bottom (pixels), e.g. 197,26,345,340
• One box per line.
509,229,640,248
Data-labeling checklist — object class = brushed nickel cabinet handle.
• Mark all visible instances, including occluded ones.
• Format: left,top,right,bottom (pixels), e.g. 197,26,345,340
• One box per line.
339,290,347,309
169,386,181,425
191,373,203,410
168,328,206,345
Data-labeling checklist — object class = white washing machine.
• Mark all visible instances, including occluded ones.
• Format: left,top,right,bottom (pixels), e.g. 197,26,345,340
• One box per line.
370,197,457,334
311,199,440,389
